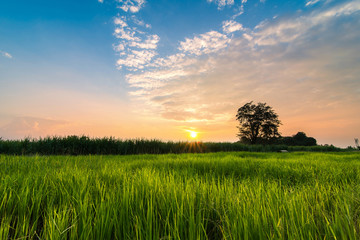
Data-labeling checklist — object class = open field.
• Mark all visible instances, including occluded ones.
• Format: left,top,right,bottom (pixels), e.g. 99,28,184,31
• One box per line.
1,152,360,239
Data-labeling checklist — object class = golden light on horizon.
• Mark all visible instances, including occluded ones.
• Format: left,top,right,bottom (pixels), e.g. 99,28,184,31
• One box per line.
189,131,197,139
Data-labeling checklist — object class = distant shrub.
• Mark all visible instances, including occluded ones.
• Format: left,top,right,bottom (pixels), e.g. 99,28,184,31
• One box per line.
277,132,317,146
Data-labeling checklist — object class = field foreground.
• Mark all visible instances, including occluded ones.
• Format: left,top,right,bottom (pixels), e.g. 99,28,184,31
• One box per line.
1,152,360,239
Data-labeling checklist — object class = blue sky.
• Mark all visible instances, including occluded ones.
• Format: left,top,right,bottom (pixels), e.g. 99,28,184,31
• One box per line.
1,0,360,147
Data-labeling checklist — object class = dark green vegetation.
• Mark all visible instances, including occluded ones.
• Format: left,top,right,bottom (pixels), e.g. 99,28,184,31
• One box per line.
277,132,317,146
0,136,341,155
1,152,360,239
236,101,281,144
235,102,317,146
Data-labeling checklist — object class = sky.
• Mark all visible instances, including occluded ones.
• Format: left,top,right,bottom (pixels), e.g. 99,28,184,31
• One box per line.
0,0,359,147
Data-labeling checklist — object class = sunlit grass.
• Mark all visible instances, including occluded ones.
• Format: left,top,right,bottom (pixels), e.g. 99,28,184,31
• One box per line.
0,152,360,239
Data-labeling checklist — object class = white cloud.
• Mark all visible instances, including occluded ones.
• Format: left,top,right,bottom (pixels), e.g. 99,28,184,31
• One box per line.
113,43,125,52
242,33,253,41
113,23,160,68
1,51,12,59
149,53,199,69
131,15,151,28
305,0,321,7
253,1,360,46
118,0,145,13
113,1,160,70
231,0,266,19
114,27,140,41
232,6,244,18
129,34,159,49
98,0,104,3
127,68,189,90
116,50,157,69
222,20,244,33
179,31,230,55
114,17,128,27
207,0,234,9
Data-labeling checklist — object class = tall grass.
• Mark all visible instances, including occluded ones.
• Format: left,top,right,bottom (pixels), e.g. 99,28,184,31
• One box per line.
0,152,359,239
0,136,343,155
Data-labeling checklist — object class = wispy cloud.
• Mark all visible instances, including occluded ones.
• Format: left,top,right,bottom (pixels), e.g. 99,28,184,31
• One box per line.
128,34,159,49
178,31,230,55
305,0,321,7
222,20,244,33
116,50,157,69
206,0,265,19
113,1,159,70
114,17,128,27
114,25,140,42
117,0,145,13
253,1,360,46
1,51,12,59
98,0,104,3
207,0,234,10
131,15,151,28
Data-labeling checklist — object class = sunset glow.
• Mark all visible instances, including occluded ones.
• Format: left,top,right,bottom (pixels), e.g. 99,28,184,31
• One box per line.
190,131,198,139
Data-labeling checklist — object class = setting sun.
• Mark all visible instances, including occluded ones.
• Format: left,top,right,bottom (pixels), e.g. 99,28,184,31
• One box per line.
190,131,197,139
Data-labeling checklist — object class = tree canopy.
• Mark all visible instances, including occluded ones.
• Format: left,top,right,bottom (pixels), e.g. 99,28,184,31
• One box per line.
278,132,317,146
236,102,281,144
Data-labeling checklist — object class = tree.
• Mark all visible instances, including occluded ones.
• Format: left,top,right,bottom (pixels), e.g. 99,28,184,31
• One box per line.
236,101,281,144
279,132,317,146
292,132,317,146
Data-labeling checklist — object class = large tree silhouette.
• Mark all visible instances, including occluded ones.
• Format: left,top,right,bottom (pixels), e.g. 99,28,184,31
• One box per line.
236,102,281,144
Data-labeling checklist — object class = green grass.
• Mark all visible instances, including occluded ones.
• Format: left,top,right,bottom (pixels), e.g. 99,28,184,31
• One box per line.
1,152,360,239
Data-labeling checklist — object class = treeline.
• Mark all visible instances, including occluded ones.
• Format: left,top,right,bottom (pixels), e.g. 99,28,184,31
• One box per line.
244,132,318,146
0,136,343,155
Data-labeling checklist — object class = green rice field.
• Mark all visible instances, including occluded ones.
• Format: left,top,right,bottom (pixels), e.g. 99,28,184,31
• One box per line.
1,152,360,239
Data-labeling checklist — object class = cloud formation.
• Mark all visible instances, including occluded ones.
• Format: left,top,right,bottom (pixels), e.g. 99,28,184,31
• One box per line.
123,0,360,135
105,0,360,145
305,0,321,7
253,1,360,46
113,7,159,70
116,50,157,69
118,0,145,13
222,20,244,33
207,0,234,10
1,51,12,59
178,31,230,56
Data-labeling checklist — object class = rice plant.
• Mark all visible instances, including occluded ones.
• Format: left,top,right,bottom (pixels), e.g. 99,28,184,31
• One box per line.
0,152,359,239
